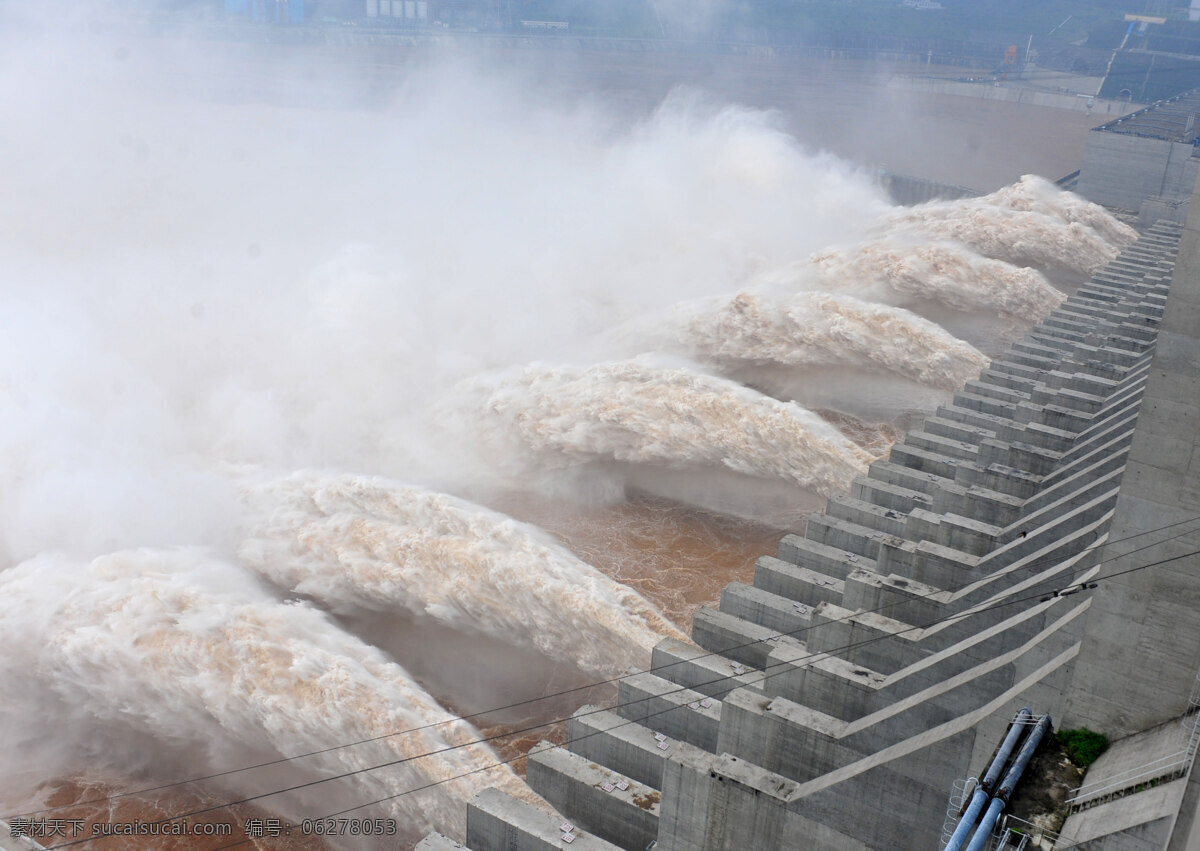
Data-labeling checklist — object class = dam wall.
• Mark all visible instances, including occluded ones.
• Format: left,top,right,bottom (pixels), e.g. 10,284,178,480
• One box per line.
888,74,1133,117
876,172,981,205
439,215,1191,849
431,203,1200,848
1076,91,1200,214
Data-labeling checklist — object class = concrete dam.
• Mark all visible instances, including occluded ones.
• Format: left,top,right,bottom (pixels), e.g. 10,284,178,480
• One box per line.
419,161,1200,849
6,23,1200,848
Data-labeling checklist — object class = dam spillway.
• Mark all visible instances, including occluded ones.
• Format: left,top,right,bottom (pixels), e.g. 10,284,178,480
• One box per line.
422,209,1198,849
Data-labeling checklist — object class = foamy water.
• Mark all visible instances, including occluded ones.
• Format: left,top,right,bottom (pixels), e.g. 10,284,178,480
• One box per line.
668,290,990,390
982,175,1139,248
0,548,532,843
237,472,686,678
804,238,1066,317
447,359,875,499
886,182,1131,275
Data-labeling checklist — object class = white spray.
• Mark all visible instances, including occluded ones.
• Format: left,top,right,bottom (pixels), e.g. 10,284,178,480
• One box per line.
803,238,1066,317
237,472,687,679
978,174,1139,247
0,548,534,843
445,359,875,500
885,178,1134,275
665,290,990,390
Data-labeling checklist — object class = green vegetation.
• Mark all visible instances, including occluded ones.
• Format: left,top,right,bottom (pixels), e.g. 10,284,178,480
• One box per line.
1057,728,1109,767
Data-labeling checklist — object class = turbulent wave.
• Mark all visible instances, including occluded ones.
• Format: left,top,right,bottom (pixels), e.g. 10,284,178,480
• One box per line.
981,174,1138,248
449,360,874,499
0,548,532,841
669,290,989,390
887,186,1125,276
805,239,1065,318
237,472,685,678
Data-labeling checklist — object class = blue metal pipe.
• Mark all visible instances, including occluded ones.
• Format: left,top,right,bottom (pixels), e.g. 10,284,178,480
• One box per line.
944,709,1031,851
966,797,1007,851
945,789,990,851
963,715,1051,851
982,709,1033,793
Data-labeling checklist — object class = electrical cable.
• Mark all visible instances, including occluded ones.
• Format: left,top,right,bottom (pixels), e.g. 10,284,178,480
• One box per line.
14,509,1197,824
193,542,1200,851
38,539,1200,849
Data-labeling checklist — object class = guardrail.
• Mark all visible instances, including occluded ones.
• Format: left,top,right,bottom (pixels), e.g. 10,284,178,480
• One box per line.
1065,750,1189,810
1065,666,1200,815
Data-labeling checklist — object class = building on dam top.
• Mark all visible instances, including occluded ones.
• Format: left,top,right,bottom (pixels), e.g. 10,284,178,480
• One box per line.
1077,89,1200,224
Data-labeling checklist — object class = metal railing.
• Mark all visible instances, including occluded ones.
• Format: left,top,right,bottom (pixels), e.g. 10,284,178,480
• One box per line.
941,776,978,848
1065,665,1200,812
998,814,1060,849
1065,751,1189,807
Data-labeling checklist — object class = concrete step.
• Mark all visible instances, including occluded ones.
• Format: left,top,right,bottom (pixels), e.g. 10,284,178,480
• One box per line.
868,458,957,498
616,670,721,752
567,706,702,791
904,429,981,462
526,743,660,850
950,390,1020,420
650,638,763,699
805,513,887,559
778,533,879,578
962,379,1031,406
825,494,910,536
1006,350,1063,371
1025,402,1094,434
998,420,1076,453
850,475,934,514
887,443,960,480
753,555,846,608
1011,340,1065,360
692,605,804,670
921,415,996,445
972,367,1040,396
934,403,1012,435
928,481,1024,529
1030,328,1088,352
952,460,1042,499
874,535,982,589
1029,386,1105,415
987,359,1050,384
466,788,621,851
721,581,816,636
976,437,1063,477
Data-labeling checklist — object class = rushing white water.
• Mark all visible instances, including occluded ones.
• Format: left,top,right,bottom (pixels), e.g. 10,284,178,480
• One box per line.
447,359,874,499
0,548,533,843
666,290,990,390
886,189,1125,276
981,174,1139,248
802,238,1065,318
238,472,686,679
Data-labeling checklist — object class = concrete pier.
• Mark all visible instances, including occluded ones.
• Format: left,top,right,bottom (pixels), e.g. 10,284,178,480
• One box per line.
428,189,1200,849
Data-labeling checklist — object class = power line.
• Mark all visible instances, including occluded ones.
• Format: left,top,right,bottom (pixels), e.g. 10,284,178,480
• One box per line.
18,511,1200,830
39,535,1200,849
15,512,1197,826
198,542,1200,851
